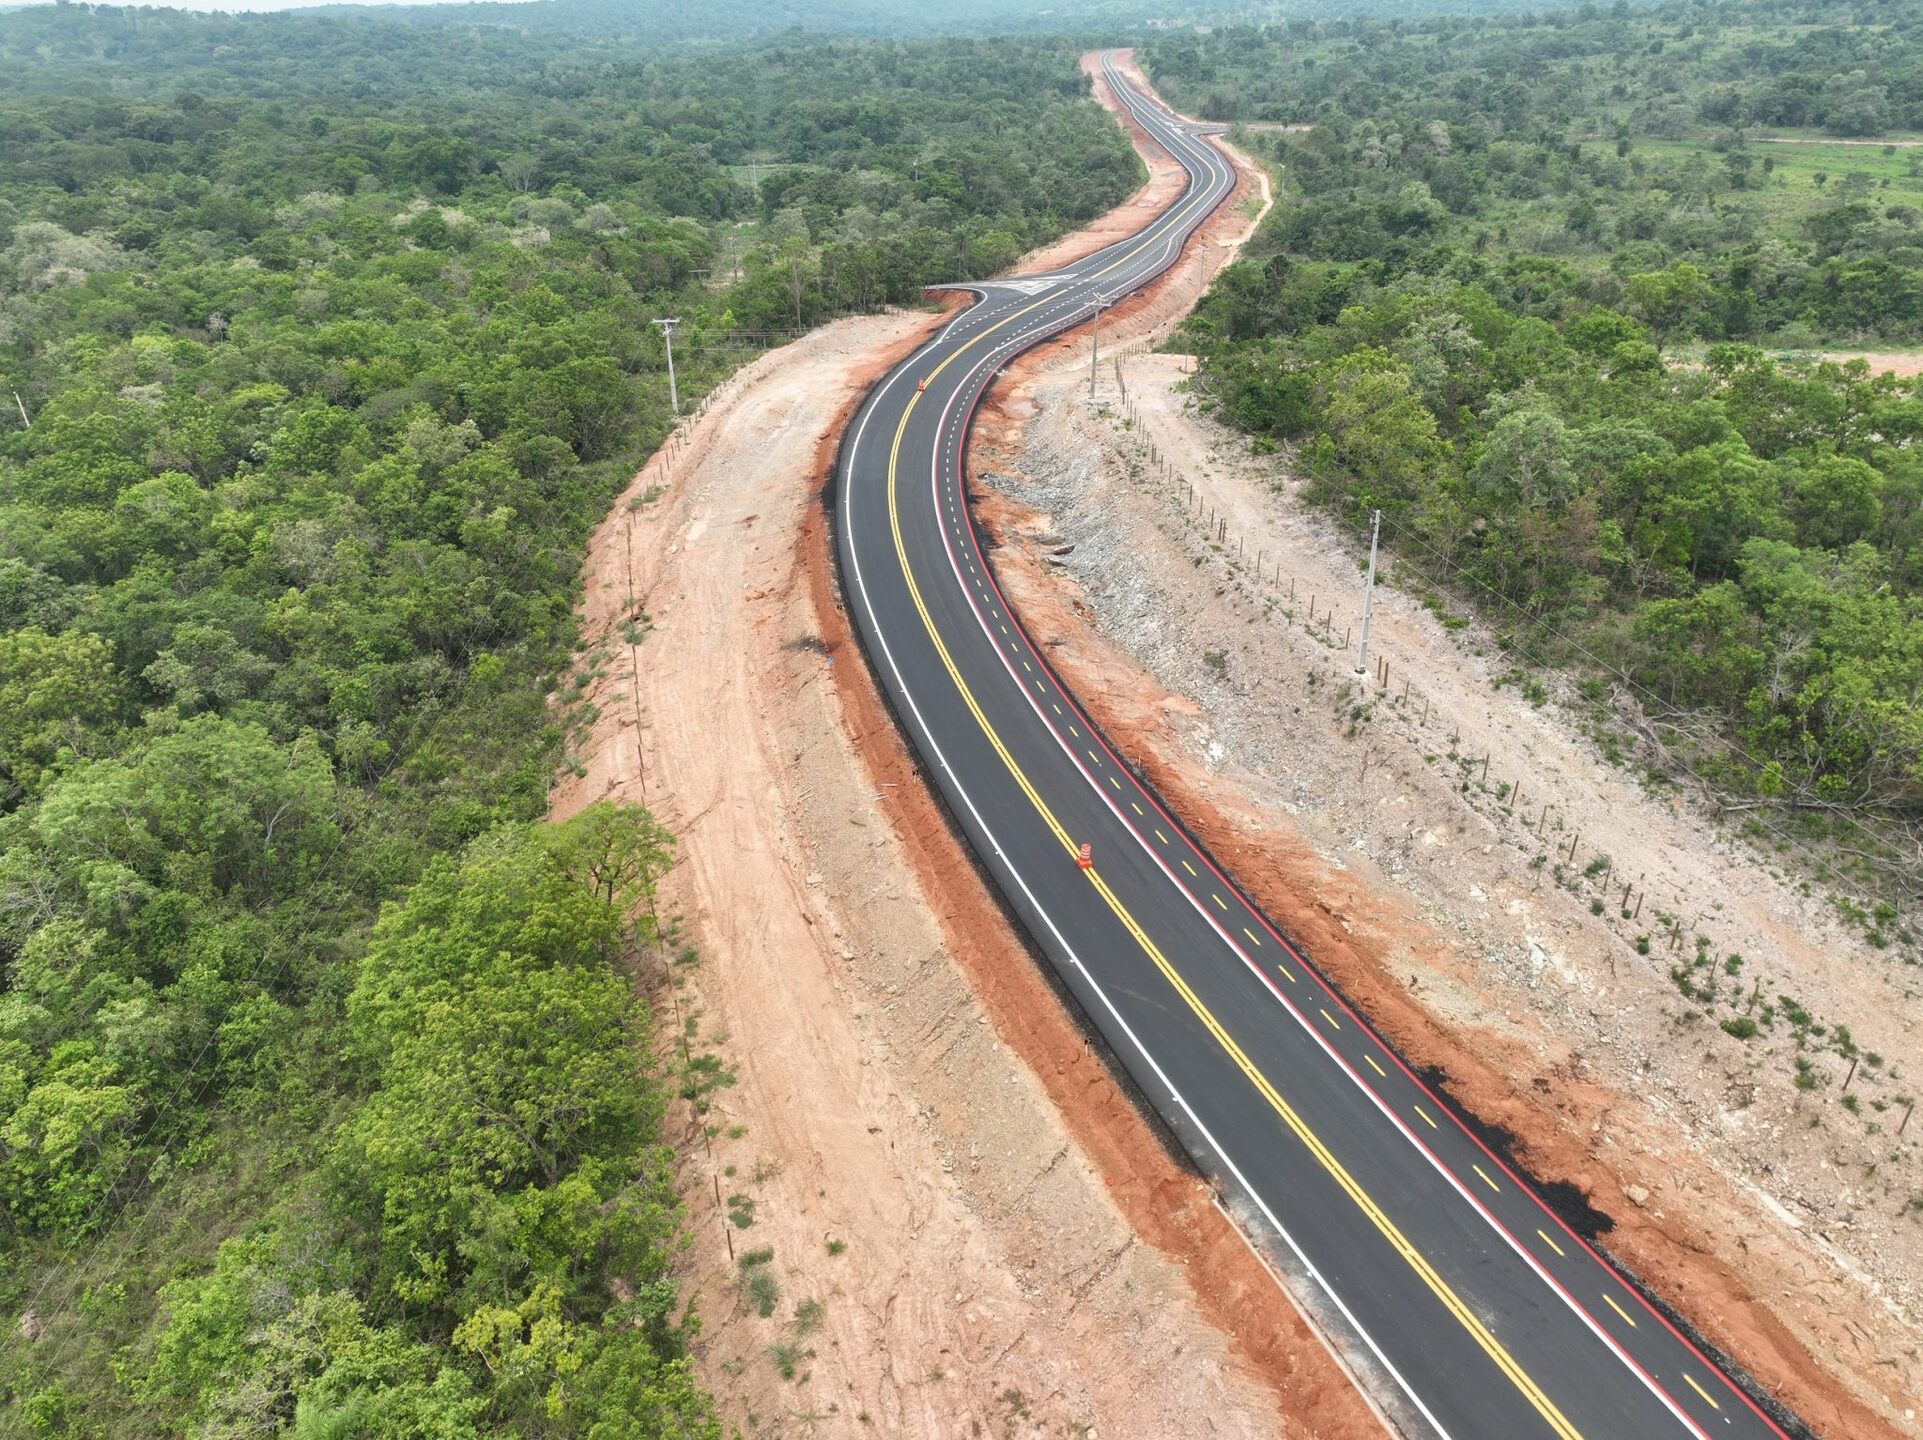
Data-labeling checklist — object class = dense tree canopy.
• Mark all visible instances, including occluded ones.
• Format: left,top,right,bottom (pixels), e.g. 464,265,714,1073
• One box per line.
1147,1,1923,921
0,11,1139,1431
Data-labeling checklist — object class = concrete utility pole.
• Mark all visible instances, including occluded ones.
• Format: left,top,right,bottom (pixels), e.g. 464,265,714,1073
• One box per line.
1354,507,1382,676
652,317,682,417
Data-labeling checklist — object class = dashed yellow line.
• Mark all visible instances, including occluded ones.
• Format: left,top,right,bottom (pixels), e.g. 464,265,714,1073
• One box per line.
1277,963,1296,983
1414,1104,1438,1130
1180,859,1197,876
1154,829,1169,844
1212,893,1228,911
1602,1293,1637,1329
1538,1229,1566,1258
1472,1164,1501,1194
1130,802,1144,815
1364,1054,1387,1078
1319,1008,1340,1031
1242,927,1261,947
1681,1374,1719,1411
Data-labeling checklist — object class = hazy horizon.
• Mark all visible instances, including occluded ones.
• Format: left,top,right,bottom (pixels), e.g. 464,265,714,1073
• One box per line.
4,0,541,11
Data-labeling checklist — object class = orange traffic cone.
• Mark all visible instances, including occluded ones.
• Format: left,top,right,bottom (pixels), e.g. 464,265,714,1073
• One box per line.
1076,843,1093,871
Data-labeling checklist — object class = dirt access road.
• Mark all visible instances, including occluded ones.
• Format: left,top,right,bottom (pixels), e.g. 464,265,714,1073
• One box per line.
552,54,1378,1440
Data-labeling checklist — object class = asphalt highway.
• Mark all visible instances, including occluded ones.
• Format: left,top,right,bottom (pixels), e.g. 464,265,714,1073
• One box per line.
833,51,1801,1440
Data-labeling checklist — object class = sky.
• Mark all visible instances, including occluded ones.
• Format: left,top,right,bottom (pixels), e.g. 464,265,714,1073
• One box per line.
5,0,536,11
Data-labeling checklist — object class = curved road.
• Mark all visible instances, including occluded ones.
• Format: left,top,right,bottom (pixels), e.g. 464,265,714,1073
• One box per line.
834,50,1802,1440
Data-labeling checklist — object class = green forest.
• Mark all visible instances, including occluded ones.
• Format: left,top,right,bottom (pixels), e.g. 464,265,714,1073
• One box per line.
0,8,1137,1433
1145,0,1923,919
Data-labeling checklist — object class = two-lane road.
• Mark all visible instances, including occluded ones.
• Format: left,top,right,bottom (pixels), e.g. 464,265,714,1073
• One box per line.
834,51,1803,1440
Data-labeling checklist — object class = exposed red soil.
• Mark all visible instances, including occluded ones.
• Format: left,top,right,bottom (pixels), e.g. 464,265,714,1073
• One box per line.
800,343,1384,1440
963,366,1906,1440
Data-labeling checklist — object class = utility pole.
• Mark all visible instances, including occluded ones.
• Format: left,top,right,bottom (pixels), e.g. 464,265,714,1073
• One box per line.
1089,299,1105,399
1354,508,1381,677
652,317,682,417
10,389,28,429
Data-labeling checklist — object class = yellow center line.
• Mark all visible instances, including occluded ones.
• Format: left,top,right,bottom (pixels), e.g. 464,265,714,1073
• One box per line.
1538,1229,1566,1259
1319,1007,1340,1030
1414,1104,1439,1130
874,192,1584,1440
1243,927,1261,947
1212,893,1229,911
1277,963,1297,983
1131,802,1144,815
1472,1164,1501,1194
1154,828,1169,843
1681,1374,1719,1411
1364,1054,1387,1078
1180,859,1197,876
1602,1294,1638,1329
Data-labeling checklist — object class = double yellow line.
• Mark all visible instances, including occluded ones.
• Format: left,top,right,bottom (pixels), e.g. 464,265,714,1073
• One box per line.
870,166,1585,1440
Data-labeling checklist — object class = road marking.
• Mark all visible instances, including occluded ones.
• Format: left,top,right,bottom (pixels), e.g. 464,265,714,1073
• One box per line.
1109,776,1121,790
1538,1229,1566,1258
1414,1104,1438,1130
1603,1294,1638,1328
1277,963,1296,983
1086,749,1100,765
1319,1007,1340,1030
1365,1054,1387,1078
1472,1164,1501,1194
1681,1374,1719,1410
1212,893,1228,910
1180,859,1196,876
1154,829,1168,843
857,127,1596,1440
1131,802,1144,815
1243,927,1261,946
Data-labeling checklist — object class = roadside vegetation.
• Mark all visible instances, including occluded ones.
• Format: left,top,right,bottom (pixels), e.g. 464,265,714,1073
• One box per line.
1145,0,1923,921
0,9,1136,1431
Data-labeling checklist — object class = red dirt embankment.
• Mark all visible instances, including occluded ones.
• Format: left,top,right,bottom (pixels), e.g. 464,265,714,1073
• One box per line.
956,85,1911,1429
552,48,1383,1440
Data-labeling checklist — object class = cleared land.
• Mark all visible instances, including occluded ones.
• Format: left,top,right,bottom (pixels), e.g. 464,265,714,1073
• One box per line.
964,334,1922,1439
551,65,1380,1438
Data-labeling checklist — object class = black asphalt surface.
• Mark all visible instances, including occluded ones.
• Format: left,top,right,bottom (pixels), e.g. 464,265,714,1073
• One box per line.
833,51,1799,1440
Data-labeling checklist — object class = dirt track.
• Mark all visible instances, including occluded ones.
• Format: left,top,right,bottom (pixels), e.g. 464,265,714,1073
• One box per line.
550,54,1384,1437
